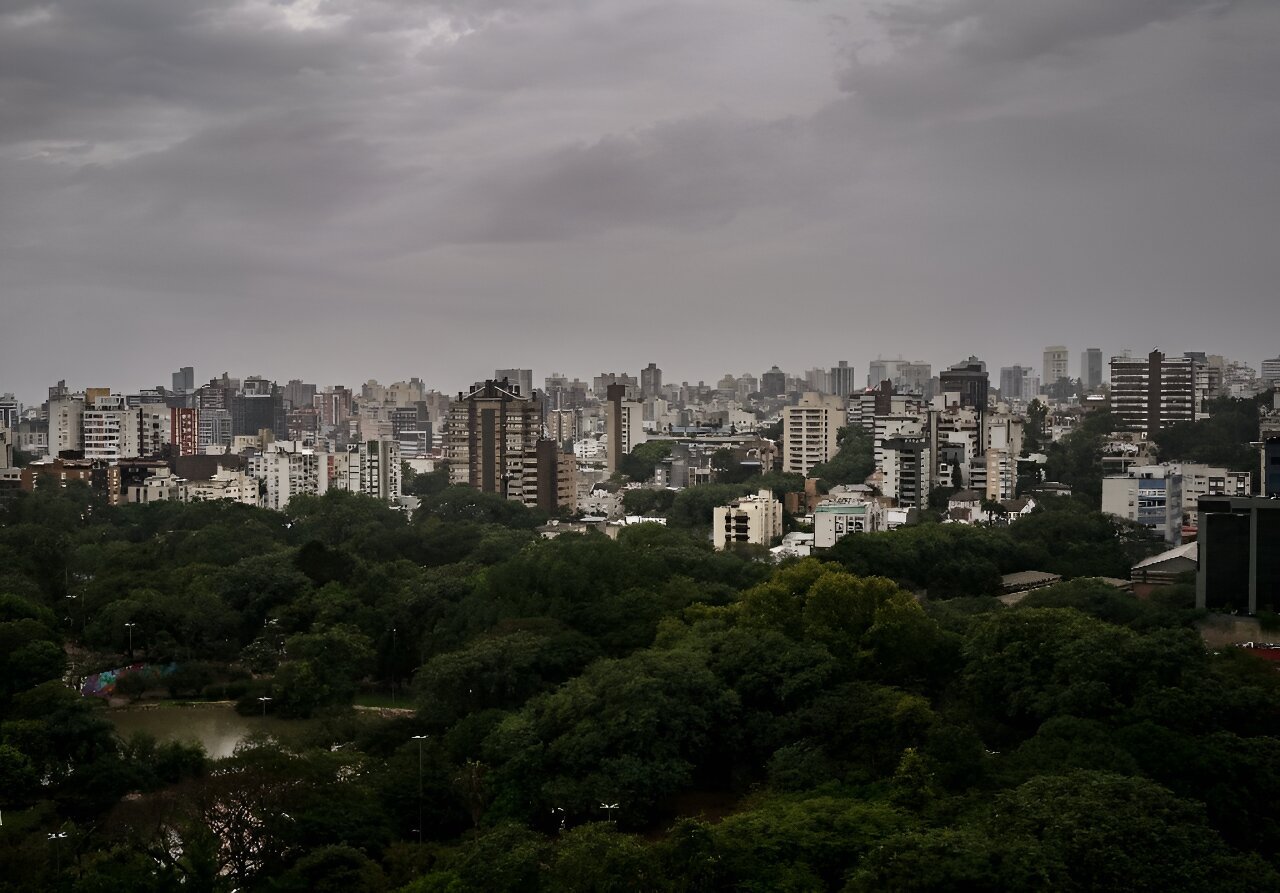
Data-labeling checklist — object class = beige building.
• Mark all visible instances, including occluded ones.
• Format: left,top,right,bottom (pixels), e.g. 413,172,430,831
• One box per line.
783,392,845,475
605,383,646,473
713,489,783,550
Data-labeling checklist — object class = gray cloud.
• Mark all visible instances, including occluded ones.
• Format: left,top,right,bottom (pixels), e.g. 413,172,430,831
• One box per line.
1,0,1278,401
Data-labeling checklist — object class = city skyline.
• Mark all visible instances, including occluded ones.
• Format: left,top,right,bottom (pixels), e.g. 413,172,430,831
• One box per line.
4,0,1279,405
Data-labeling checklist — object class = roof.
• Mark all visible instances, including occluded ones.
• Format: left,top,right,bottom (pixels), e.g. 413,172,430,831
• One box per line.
1132,541,1198,570
1001,570,1063,592
949,489,982,503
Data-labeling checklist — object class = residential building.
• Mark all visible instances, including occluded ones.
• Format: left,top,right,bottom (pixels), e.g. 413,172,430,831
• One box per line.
813,496,882,548
712,489,783,550
250,443,332,511
1109,350,1199,437
511,439,577,511
171,407,199,457
1262,356,1280,386
880,436,931,509
0,393,19,431
82,396,140,462
343,438,402,504
233,378,285,438
171,366,195,392
445,379,544,496
606,383,645,473
593,372,637,400
1043,346,1069,390
999,366,1029,401
1266,437,1280,497
783,392,844,475
47,385,84,457
1101,467,1184,544
939,357,989,413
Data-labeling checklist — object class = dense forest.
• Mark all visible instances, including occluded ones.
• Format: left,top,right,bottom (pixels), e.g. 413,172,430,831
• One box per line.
2,483,1278,891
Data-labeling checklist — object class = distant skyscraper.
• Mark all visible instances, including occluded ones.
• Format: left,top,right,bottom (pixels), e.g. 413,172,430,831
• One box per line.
1081,348,1103,390
761,366,786,398
829,361,858,399
1043,346,1069,387
999,366,1028,401
171,366,195,392
640,363,662,399
494,369,534,399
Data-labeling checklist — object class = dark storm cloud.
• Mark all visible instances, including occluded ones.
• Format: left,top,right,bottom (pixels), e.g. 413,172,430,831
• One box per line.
1,0,1278,400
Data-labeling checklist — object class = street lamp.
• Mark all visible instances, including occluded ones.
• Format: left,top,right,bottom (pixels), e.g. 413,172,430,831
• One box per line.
600,802,619,822
391,627,398,707
411,734,429,844
257,696,272,717
124,622,138,660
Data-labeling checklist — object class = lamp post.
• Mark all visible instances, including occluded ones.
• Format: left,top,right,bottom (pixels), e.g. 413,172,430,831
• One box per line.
411,734,428,844
258,696,272,718
391,626,397,707
600,802,619,822
124,622,137,660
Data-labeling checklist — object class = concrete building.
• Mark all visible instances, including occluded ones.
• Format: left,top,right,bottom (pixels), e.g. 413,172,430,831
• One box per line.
445,379,544,497
0,393,19,431
868,359,931,396
713,490,783,550
1262,357,1280,386
605,383,645,474
761,366,787,398
939,357,989,414
250,444,332,511
1101,467,1184,544
47,386,84,457
511,440,577,511
1109,350,1200,437
343,438,402,504
1043,346,1069,390
494,369,534,400
880,437,931,509
813,496,882,548
82,396,140,462
999,366,1030,401
783,392,845,476
830,361,858,399
1081,348,1103,390
640,363,663,400
1197,496,1280,614
1266,437,1280,497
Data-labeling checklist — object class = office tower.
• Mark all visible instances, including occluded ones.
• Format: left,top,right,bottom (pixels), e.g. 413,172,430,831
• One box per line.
282,379,318,411
171,366,195,393
1081,348,1103,390
640,363,663,400
999,366,1028,401
445,379,543,496
1043,346,1069,388
782,392,845,475
1110,350,1199,438
829,361,858,399
761,366,787,398
593,372,637,400
495,369,534,399
940,357,990,413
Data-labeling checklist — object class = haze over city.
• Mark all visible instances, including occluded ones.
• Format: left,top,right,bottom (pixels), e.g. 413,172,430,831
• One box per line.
4,0,1280,402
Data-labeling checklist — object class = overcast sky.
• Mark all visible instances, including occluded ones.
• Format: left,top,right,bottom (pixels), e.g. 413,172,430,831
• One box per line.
2,0,1278,404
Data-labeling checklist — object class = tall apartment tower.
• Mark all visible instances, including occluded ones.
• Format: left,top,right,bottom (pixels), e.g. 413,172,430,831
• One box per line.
640,363,663,400
783,392,845,475
605,383,645,473
1110,350,1199,438
445,379,543,496
1081,348,1103,390
1043,346,1069,388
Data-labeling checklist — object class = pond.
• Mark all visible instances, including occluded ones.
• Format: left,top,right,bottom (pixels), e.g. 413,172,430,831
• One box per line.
106,703,309,759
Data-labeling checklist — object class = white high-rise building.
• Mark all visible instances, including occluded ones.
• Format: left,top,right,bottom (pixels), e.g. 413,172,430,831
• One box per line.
82,396,140,462
783,392,845,475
